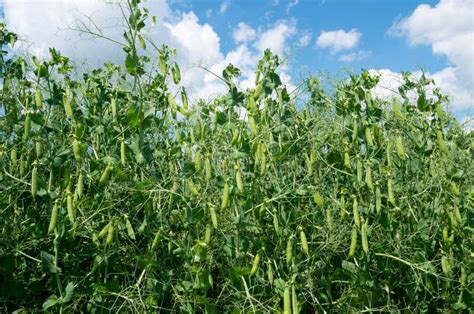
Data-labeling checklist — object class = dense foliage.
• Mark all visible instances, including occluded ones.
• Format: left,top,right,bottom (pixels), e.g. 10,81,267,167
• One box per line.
1,2,473,312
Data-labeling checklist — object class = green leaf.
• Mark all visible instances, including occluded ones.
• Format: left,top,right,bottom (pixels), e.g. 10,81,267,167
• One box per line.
137,34,146,50
40,251,61,274
42,294,59,310
125,53,139,75
61,282,75,303
129,137,145,164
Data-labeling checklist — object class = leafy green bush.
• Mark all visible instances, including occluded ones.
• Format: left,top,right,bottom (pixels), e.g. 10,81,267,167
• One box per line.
0,2,472,312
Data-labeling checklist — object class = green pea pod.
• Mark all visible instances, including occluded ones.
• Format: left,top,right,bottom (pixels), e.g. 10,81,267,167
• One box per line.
348,227,358,258
221,181,230,209
210,205,218,229
99,165,113,187
250,253,260,276
396,135,405,160
365,164,373,191
67,193,74,224
300,229,309,256
361,222,368,254
236,170,244,193
353,197,360,228
23,113,31,144
283,285,291,314
48,201,59,234
204,224,211,244
286,236,293,265
31,165,38,198
388,178,395,205
151,229,162,251
125,215,136,240
313,192,324,208
35,86,43,110
188,179,199,197
106,223,114,245
392,99,405,119
248,115,258,136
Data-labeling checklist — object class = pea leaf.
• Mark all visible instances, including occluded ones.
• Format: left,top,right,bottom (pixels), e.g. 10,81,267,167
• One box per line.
125,53,139,75
40,251,61,274
61,282,75,303
43,294,59,310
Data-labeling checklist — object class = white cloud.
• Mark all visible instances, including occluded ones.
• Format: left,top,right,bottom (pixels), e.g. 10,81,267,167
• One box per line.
3,0,153,66
233,22,257,44
219,0,230,14
316,28,361,53
389,0,474,113
3,0,299,102
254,22,296,55
164,12,223,64
429,67,473,112
297,33,311,47
339,50,371,62
369,68,473,114
368,69,407,100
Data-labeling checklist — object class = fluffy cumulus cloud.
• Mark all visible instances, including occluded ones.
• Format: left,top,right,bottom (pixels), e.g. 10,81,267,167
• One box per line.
164,12,222,65
369,67,472,117
368,69,409,100
3,0,300,102
388,0,474,113
233,22,257,44
3,0,151,66
316,28,361,53
254,22,296,55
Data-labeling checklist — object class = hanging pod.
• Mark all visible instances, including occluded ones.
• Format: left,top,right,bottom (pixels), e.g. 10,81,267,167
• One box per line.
352,196,360,228
365,124,374,148
124,215,136,240
248,115,258,136
365,163,374,191
66,192,74,224
348,226,358,258
23,113,31,144
72,139,83,163
221,180,230,210
35,86,43,110
48,200,59,234
361,220,369,254
436,130,449,155
31,164,38,198
235,169,244,193
99,165,113,187
392,98,405,119
396,135,406,160
187,179,199,197
299,227,309,256
249,253,260,276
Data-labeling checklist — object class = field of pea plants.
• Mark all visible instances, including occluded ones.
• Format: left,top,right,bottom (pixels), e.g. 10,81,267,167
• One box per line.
0,2,472,313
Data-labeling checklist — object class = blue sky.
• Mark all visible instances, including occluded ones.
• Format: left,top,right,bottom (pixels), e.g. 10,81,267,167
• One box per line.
1,0,473,121
178,0,446,74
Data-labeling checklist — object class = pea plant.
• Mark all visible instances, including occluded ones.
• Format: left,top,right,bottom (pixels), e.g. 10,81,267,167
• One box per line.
0,1,472,312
